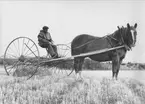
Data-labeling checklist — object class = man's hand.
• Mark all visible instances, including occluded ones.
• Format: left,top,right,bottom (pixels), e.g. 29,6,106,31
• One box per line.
43,39,54,45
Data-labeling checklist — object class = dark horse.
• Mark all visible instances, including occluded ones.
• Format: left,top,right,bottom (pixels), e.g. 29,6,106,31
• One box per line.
71,23,137,80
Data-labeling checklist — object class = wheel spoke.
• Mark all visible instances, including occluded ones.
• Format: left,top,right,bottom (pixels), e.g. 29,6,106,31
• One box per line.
8,46,19,57
21,38,25,55
6,53,18,59
17,39,20,55
13,42,20,56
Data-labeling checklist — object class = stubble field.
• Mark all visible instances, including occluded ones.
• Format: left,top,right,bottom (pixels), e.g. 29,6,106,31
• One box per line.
0,67,145,104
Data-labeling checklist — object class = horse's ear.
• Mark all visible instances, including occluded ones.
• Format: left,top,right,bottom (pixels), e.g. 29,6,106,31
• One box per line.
117,26,120,30
134,23,137,28
127,23,130,29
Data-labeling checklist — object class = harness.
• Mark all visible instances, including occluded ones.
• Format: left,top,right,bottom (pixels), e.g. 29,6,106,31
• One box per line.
107,27,131,51
107,27,125,47
73,27,131,51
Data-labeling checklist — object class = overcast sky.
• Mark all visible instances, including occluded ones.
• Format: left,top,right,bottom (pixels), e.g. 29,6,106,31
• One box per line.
0,0,145,63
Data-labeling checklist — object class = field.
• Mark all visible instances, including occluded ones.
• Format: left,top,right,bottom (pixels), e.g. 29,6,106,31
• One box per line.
0,67,145,104
1,56,145,104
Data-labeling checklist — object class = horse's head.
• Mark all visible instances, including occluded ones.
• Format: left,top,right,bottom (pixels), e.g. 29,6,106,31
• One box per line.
117,23,137,50
125,23,137,48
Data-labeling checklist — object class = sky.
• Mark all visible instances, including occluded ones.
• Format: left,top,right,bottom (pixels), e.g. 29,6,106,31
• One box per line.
0,0,145,63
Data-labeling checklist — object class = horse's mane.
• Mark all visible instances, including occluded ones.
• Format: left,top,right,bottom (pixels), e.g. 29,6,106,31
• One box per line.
109,26,133,48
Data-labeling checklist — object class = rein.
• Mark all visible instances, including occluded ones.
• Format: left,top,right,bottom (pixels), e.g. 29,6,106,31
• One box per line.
72,31,125,50
73,26,131,50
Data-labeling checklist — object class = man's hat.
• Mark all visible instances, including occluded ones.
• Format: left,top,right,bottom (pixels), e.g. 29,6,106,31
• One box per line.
43,26,49,30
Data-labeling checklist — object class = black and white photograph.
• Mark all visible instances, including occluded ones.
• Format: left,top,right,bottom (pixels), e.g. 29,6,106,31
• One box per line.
0,0,145,104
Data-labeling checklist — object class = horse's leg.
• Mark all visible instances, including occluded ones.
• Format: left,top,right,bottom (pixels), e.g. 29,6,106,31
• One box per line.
74,57,84,79
112,53,120,80
78,58,84,79
74,58,80,79
115,59,123,79
74,58,79,73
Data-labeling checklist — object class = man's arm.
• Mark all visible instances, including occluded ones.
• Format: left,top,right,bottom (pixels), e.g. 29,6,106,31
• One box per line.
38,34,50,43
46,32,54,43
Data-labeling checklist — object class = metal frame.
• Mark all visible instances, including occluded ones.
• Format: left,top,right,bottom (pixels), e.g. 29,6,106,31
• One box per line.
3,36,125,79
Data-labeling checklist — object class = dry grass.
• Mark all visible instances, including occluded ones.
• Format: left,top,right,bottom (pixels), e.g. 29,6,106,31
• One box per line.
0,72,145,104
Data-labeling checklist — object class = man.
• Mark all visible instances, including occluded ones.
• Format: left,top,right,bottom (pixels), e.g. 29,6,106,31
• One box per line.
38,26,58,58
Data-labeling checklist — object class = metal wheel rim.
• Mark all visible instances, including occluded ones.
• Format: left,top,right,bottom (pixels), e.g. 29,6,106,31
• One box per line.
48,44,71,76
56,44,70,58
3,37,40,79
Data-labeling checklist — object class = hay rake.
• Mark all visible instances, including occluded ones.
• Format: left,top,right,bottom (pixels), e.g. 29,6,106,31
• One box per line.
3,37,124,80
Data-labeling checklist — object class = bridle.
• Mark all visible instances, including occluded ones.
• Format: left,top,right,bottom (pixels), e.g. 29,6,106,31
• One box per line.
107,26,132,50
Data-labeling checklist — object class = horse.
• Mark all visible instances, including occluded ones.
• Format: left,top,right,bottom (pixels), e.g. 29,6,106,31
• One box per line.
71,23,137,80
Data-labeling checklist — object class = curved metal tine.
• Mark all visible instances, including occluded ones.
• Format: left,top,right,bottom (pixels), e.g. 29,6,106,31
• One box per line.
4,60,18,66
13,62,23,76
67,69,74,76
51,66,58,74
4,54,18,69
52,63,59,74
61,61,69,75
6,61,19,75
59,62,65,75
50,62,59,74
13,41,20,56
5,60,18,69
24,58,38,66
63,64,70,76
57,67,62,74
56,61,65,75
56,67,61,74
48,66,55,74
65,69,70,75
18,60,38,80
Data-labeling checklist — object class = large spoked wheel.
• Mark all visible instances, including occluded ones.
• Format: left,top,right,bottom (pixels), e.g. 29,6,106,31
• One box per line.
3,37,40,79
50,44,72,76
